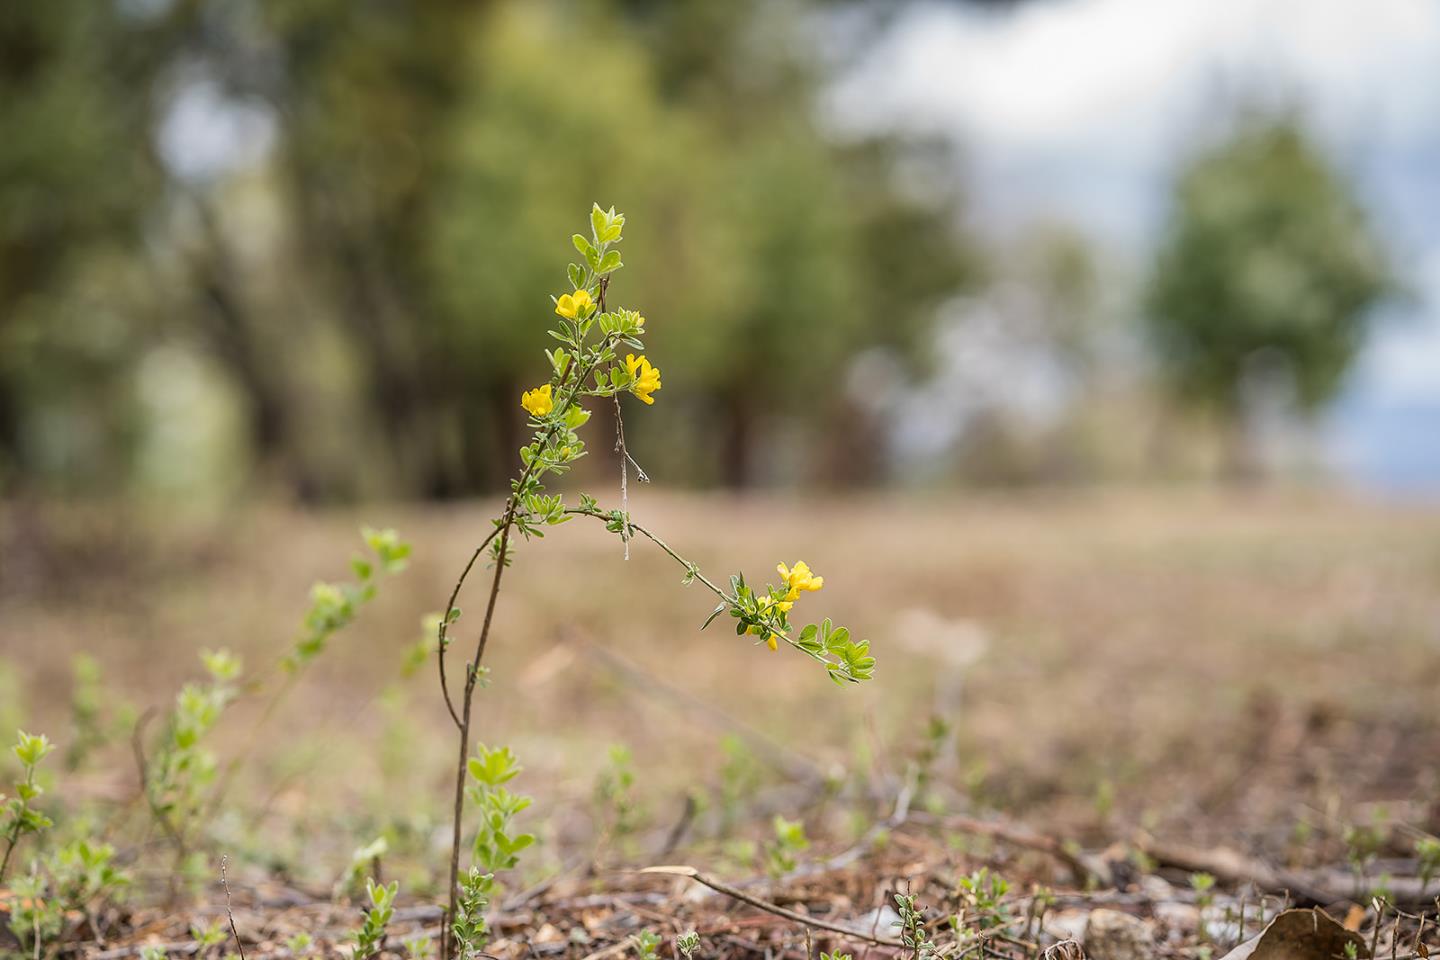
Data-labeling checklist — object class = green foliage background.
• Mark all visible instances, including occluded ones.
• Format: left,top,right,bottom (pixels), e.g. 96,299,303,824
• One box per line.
0,0,1393,499
0,0,978,500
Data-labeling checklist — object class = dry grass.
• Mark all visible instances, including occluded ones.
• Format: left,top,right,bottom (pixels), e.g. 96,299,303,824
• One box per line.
4,489,1440,957
4,490,1437,846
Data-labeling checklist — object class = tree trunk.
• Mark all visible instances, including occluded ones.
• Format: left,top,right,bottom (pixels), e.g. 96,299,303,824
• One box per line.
720,388,755,489
816,395,883,488
1219,410,1263,488
187,198,324,501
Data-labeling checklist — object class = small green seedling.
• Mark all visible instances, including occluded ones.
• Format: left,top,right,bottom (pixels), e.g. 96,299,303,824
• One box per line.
451,867,493,960
8,864,65,953
1191,871,1216,942
0,730,55,883
66,654,121,771
633,930,662,960
51,837,131,914
288,528,411,673
1344,820,1385,892
957,867,1011,931
675,932,700,960
353,878,399,960
893,893,935,960
467,743,535,875
404,933,436,960
339,836,390,899
192,918,229,952
594,744,644,847
143,652,242,865
765,815,810,879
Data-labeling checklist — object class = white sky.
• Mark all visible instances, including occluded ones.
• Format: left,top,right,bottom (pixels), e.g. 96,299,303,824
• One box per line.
830,0,1440,491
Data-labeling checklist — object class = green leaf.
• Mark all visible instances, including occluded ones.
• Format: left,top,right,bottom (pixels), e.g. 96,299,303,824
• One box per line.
700,602,726,630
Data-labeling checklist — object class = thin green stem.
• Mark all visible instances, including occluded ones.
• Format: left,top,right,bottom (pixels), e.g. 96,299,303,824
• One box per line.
436,526,503,730
0,765,37,884
562,507,844,673
441,321,623,959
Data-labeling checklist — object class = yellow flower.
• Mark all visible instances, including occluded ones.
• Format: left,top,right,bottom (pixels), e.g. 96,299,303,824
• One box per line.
766,633,779,652
758,595,793,615
777,561,823,597
758,594,794,615
624,353,662,405
520,383,554,417
555,288,594,319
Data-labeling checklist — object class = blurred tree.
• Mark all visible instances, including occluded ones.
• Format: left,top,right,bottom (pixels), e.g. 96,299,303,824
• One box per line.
612,0,980,486
1145,113,1392,482
250,0,483,497
1,0,979,498
426,0,979,489
0,1,171,490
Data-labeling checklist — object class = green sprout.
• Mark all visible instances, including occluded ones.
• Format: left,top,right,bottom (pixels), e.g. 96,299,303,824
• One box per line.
353,878,399,960
633,931,662,960
765,815,810,879
0,730,55,883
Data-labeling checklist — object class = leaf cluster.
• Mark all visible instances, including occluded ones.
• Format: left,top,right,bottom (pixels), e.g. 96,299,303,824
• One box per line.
288,528,412,671
956,867,1012,931
1,730,56,882
353,878,399,960
764,814,810,879
451,867,494,960
467,744,535,874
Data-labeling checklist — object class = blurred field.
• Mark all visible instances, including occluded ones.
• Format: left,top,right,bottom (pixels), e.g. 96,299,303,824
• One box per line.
3,490,1439,887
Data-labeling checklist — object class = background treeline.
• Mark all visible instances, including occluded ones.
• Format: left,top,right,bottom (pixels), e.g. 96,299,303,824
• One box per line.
0,0,1390,502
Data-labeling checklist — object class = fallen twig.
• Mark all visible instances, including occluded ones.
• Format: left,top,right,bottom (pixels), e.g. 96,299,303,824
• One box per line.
637,866,904,948
908,812,1111,888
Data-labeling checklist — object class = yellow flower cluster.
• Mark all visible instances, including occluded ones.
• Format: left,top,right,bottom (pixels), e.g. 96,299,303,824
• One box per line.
520,383,554,417
757,560,824,650
778,560,824,597
554,288,594,319
624,353,662,404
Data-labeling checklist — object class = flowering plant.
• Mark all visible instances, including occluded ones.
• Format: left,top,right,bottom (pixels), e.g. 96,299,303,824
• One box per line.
436,205,874,957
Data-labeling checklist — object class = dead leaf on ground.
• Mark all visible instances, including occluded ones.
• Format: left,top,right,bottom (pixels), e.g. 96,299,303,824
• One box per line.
1218,908,1369,960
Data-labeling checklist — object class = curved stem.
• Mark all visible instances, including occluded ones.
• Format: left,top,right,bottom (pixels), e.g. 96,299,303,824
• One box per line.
562,507,842,672
436,525,504,731
443,494,521,958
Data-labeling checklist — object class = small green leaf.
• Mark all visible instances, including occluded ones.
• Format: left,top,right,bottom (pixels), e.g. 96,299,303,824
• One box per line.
700,602,726,630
